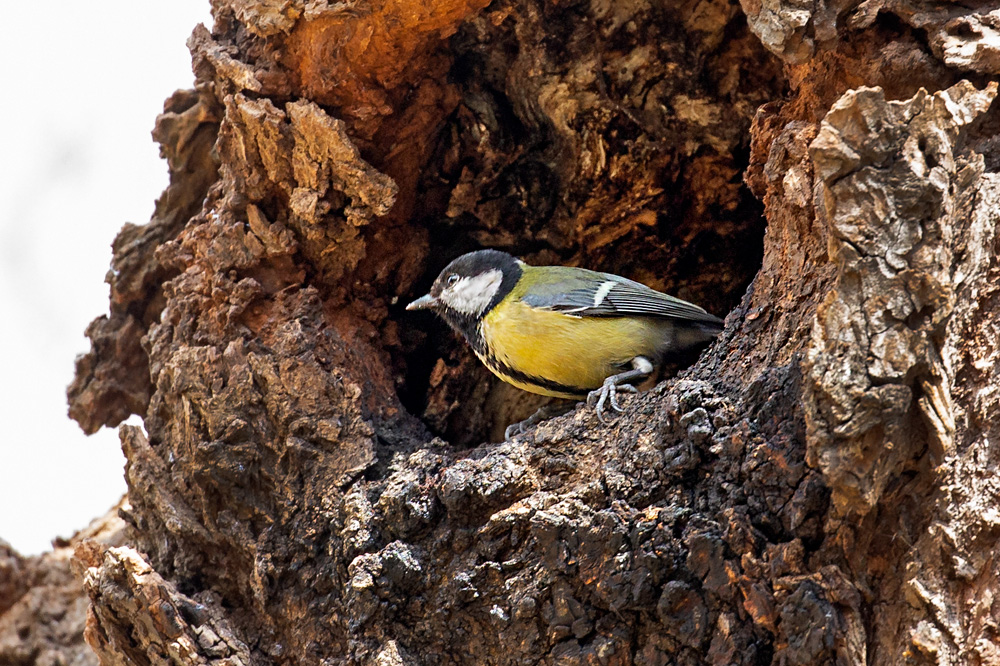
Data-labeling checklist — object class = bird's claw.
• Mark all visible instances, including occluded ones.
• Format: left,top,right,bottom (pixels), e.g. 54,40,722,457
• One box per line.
504,422,524,441
587,380,638,424
504,403,573,440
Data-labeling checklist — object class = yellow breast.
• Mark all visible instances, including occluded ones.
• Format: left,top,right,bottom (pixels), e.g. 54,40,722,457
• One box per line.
478,299,669,398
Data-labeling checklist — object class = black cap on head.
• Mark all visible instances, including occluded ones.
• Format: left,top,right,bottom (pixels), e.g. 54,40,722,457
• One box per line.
429,249,520,298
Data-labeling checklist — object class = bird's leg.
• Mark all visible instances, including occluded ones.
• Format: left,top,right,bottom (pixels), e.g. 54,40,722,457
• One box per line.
504,401,575,440
587,357,654,424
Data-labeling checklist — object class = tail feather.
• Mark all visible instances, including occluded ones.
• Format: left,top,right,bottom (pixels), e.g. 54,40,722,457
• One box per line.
672,317,724,351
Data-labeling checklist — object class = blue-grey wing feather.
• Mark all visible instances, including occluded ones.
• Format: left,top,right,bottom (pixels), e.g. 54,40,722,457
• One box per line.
522,274,722,324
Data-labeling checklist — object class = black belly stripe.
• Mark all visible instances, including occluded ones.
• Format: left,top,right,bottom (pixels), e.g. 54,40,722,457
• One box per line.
478,351,591,397
463,318,592,396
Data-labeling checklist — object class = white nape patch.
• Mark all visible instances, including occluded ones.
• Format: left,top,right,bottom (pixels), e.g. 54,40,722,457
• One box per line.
441,269,504,315
593,280,616,306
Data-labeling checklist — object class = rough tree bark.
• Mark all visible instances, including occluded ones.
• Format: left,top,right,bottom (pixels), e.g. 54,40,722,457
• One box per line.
4,0,999,664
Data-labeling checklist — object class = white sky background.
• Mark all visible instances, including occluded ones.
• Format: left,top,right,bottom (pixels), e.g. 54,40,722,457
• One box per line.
0,1,214,555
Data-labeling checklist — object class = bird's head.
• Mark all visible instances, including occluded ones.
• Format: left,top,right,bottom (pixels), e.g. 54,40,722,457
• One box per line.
406,250,523,326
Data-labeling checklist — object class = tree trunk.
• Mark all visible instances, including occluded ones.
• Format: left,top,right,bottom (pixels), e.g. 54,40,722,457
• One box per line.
48,0,1000,664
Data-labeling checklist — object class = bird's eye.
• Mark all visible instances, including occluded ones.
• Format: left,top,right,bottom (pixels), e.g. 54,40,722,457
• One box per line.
446,274,460,286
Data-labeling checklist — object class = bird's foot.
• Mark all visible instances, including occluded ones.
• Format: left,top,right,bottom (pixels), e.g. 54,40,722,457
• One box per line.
504,421,527,441
586,357,653,425
504,402,574,440
587,379,638,424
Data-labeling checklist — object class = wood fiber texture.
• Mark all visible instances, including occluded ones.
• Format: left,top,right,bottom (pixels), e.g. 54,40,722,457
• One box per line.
8,0,996,664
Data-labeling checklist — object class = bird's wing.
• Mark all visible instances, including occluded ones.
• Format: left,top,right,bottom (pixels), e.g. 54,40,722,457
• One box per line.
522,273,723,324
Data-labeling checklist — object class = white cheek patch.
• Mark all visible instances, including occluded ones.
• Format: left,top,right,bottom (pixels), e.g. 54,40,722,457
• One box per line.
442,269,504,315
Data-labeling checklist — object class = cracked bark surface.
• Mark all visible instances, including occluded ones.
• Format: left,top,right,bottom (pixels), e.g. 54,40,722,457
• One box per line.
4,0,996,664
0,502,126,666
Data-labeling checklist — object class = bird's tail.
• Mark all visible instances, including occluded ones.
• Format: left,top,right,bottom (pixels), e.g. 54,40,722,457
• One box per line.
674,315,724,350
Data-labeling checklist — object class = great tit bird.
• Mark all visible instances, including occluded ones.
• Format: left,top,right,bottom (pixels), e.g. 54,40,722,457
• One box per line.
407,249,723,433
